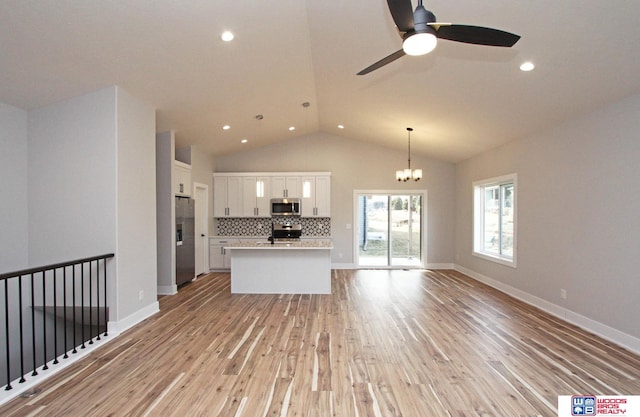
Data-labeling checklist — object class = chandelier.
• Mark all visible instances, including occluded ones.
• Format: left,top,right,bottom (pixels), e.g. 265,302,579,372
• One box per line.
396,127,422,182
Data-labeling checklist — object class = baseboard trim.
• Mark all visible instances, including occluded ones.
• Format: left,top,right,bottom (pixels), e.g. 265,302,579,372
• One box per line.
454,264,640,355
330,263,454,270
107,301,159,336
157,285,177,296
425,263,455,269
331,262,356,269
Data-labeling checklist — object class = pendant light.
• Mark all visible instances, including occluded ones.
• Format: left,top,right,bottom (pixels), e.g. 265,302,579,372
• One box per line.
396,127,423,182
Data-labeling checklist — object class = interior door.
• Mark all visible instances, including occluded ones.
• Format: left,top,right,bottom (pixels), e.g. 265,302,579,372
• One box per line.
194,183,209,276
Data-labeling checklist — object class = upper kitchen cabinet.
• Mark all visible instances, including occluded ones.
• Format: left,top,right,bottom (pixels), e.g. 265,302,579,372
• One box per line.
213,172,330,218
242,177,271,217
301,175,331,217
271,176,301,198
213,175,242,217
174,161,192,196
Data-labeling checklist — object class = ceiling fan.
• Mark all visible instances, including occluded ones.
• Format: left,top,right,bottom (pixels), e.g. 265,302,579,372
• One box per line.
357,0,521,75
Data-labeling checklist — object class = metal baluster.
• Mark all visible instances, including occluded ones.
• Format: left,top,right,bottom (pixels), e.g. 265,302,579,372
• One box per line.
72,265,77,354
88,260,93,345
4,279,12,390
18,276,25,383
41,271,48,371
52,269,59,365
81,263,85,349
30,274,38,376
103,258,108,337
96,260,101,341
63,267,69,359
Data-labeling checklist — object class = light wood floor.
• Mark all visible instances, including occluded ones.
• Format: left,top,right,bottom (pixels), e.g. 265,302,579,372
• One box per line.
1,269,639,416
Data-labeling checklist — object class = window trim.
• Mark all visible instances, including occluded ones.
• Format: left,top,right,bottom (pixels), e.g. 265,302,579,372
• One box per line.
473,173,517,268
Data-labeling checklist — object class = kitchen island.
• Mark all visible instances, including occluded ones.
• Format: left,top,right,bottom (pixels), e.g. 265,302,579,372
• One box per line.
225,240,333,294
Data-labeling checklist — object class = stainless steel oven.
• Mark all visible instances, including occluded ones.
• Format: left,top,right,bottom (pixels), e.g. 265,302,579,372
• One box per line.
271,223,302,241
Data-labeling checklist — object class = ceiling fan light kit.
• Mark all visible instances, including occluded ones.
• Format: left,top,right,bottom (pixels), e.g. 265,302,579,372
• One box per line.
402,2,437,56
403,30,437,56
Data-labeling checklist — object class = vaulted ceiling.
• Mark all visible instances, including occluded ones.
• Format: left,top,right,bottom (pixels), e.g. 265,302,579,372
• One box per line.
2,1,640,163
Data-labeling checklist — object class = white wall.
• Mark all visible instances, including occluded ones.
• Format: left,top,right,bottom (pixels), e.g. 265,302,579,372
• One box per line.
28,88,117,264
215,132,456,265
455,93,640,347
0,103,29,272
155,131,176,294
115,88,157,321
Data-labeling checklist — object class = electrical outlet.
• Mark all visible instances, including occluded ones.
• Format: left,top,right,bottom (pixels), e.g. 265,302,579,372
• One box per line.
139,290,144,301
560,289,567,300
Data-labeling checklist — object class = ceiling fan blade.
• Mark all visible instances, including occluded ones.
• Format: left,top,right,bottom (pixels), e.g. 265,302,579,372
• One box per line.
386,0,414,32
357,49,406,75
434,24,520,47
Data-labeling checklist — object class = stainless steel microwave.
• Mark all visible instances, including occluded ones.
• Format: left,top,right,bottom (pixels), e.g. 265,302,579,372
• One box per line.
270,198,301,216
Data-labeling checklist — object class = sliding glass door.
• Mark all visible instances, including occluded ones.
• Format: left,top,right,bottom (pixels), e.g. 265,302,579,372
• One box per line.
356,193,423,267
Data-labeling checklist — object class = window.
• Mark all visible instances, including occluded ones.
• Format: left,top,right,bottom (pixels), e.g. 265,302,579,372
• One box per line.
473,174,517,267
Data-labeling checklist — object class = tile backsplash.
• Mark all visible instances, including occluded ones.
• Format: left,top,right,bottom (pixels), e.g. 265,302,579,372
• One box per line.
216,217,331,237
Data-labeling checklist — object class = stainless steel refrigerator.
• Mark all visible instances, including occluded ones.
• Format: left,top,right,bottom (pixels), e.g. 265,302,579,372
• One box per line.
175,196,195,286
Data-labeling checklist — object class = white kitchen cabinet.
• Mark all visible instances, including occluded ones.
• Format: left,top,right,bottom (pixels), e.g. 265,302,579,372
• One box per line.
209,238,238,269
213,176,243,217
301,175,331,217
271,176,301,198
314,176,331,217
242,177,271,217
174,161,192,196
213,172,330,218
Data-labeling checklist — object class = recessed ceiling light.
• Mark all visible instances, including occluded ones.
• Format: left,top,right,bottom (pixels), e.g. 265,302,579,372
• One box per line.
222,125,230,130
288,126,295,131
221,31,234,42
241,139,248,144
520,61,535,72
337,124,345,129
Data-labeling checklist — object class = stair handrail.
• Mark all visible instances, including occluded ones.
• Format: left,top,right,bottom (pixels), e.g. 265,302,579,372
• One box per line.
0,253,114,281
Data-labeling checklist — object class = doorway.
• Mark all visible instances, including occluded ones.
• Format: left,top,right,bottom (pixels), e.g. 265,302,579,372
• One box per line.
355,192,424,267
194,183,209,276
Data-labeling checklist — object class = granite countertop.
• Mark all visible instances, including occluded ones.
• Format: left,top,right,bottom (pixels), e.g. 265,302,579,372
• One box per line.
210,236,330,240
224,239,333,250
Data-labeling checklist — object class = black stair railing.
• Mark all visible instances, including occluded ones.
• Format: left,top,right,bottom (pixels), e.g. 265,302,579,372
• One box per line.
0,253,114,391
